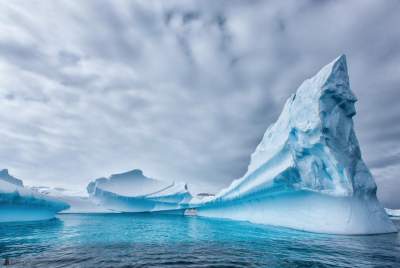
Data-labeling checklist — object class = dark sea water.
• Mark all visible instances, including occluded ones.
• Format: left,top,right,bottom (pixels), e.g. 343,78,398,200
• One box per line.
0,214,399,268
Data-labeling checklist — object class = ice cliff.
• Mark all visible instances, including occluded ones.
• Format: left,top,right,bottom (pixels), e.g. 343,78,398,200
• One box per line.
87,169,192,212
192,55,397,235
0,170,69,222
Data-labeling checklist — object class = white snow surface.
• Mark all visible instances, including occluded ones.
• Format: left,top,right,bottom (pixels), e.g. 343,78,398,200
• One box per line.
192,55,397,235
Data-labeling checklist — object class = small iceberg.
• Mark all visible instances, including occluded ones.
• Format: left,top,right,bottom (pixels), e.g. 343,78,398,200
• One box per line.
385,208,400,218
87,169,192,212
0,169,69,222
31,186,114,214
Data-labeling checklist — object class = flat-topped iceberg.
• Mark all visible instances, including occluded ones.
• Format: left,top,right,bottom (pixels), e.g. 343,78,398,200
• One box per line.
192,55,397,235
0,170,69,222
87,169,192,212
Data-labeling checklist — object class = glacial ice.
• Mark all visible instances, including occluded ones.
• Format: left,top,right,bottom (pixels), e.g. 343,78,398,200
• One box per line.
0,169,23,186
192,55,397,235
0,171,70,222
87,169,192,212
32,186,115,213
385,208,400,218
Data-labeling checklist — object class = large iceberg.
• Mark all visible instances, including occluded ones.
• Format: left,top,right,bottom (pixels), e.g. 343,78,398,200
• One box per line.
192,55,397,235
87,169,192,212
0,170,69,222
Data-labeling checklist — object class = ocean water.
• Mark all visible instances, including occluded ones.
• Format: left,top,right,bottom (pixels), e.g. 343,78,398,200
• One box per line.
0,214,399,268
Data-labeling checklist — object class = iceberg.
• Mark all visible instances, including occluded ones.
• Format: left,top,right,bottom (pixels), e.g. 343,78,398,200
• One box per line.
32,186,115,213
192,55,397,235
385,208,400,218
0,170,69,222
0,169,23,186
87,169,192,212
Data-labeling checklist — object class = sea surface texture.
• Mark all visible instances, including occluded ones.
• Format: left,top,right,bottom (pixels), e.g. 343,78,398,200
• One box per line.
0,214,399,267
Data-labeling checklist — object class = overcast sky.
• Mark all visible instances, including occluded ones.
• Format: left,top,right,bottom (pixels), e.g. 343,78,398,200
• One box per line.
0,0,399,206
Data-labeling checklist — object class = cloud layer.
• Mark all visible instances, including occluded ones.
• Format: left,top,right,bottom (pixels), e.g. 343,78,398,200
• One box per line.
0,0,399,206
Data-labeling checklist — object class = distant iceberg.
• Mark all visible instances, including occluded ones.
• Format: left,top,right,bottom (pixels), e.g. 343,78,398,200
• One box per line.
0,170,69,222
87,169,192,212
32,186,114,214
385,208,400,218
191,55,397,235
0,169,23,186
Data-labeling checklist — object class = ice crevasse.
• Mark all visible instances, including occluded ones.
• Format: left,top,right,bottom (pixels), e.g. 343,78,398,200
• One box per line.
191,55,397,235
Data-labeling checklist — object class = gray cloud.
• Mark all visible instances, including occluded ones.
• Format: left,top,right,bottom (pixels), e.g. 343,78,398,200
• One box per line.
0,0,399,206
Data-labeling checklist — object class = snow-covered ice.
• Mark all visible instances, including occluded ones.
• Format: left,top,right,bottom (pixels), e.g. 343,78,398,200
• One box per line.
191,55,397,235
32,186,115,213
87,169,192,212
0,171,69,222
385,208,400,218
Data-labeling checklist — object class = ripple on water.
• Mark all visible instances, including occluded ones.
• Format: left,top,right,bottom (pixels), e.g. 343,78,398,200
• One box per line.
0,214,399,267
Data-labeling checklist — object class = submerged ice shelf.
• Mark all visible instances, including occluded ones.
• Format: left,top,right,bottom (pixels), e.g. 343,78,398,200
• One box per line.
87,169,192,212
190,55,397,235
0,170,69,222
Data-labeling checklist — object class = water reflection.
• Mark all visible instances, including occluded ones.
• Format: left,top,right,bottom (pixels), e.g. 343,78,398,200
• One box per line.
0,218,63,258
